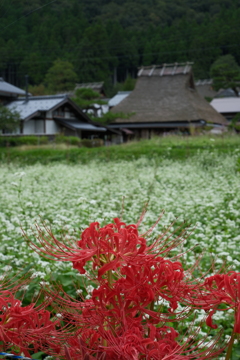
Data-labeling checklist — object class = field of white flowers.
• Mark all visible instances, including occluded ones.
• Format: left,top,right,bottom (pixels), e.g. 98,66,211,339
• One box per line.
1,150,239,279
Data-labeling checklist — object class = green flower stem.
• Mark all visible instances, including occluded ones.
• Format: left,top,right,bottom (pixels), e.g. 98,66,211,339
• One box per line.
225,329,236,360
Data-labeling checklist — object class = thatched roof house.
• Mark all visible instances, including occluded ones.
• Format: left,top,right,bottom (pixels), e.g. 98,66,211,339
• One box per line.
109,63,227,138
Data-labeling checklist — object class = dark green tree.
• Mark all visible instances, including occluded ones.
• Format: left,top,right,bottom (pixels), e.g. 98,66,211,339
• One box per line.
72,88,133,124
75,23,110,83
0,105,21,133
210,55,240,96
45,59,78,93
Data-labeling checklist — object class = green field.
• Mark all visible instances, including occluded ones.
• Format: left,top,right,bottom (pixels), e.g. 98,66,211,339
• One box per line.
1,134,240,165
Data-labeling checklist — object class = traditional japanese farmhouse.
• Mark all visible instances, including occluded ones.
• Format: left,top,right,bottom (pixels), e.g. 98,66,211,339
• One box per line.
109,63,227,140
5,94,107,138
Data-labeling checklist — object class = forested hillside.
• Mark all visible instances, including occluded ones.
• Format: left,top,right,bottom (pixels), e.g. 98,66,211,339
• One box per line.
0,0,240,93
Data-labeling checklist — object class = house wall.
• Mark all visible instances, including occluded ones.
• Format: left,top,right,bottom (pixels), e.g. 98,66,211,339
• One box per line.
35,120,44,133
23,119,45,134
46,120,59,134
23,120,35,134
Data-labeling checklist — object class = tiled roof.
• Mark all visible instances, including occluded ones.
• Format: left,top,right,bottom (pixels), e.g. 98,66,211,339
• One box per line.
55,118,106,132
0,78,26,97
137,62,193,77
6,95,67,120
108,91,131,107
210,97,240,113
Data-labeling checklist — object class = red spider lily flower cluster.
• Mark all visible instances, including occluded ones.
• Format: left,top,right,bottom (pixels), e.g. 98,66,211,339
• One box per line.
0,287,60,356
2,218,240,359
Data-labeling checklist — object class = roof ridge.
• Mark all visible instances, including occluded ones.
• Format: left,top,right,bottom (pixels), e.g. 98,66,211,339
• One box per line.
138,62,194,70
138,62,194,77
17,94,68,101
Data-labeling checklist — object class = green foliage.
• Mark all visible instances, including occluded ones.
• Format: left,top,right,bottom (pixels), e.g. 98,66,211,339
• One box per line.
1,0,240,88
92,111,135,125
75,88,100,100
0,105,21,133
228,112,240,131
28,84,49,96
72,87,134,125
72,88,106,110
210,55,240,96
44,59,78,93
122,76,136,91
80,138,104,148
0,135,239,165
55,134,80,145
0,136,48,147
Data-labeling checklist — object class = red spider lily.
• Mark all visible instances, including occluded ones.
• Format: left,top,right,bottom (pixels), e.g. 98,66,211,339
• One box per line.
18,217,236,359
201,272,240,333
0,290,60,356
30,218,149,278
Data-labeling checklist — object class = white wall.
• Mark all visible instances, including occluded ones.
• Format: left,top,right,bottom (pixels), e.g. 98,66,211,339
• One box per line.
46,120,59,134
35,120,44,133
23,120,35,134
24,119,45,134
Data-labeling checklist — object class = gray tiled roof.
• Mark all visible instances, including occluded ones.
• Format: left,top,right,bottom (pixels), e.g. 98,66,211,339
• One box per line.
6,95,66,120
55,118,106,132
0,78,26,97
109,91,131,107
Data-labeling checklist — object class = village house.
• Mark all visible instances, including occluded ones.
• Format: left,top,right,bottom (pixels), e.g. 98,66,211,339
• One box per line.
5,94,108,138
0,78,110,139
210,97,240,122
108,63,228,141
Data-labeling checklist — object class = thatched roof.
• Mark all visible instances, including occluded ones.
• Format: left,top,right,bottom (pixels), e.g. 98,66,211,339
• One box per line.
111,63,227,126
195,79,217,99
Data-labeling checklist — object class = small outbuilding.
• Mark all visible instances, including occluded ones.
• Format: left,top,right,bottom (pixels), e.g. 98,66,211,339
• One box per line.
109,63,227,140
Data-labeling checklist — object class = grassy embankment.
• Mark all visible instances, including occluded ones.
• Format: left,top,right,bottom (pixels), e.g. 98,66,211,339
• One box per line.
0,135,240,165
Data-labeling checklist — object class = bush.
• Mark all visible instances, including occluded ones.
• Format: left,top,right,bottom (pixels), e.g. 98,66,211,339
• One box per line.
0,136,50,147
16,136,39,145
68,136,81,145
55,134,80,145
80,138,104,148
55,134,67,144
39,136,48,145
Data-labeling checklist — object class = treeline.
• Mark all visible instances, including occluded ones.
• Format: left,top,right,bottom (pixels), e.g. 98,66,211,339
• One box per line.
0,0,240,94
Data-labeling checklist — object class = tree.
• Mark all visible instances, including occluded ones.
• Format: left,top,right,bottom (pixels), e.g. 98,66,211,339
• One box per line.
72,88,134,124
44,59,78,93
72,88,106,117
0,105,21,133
210,55,240,96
